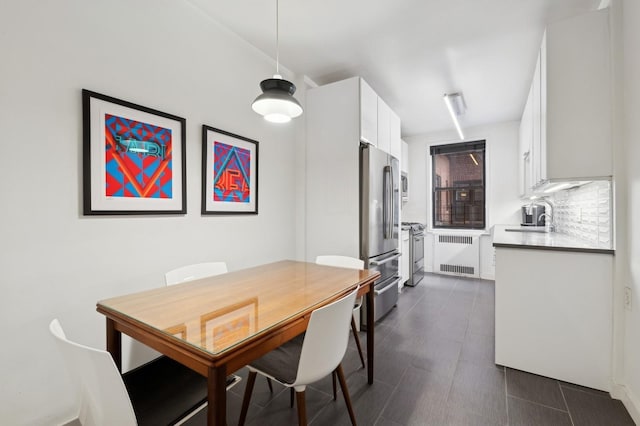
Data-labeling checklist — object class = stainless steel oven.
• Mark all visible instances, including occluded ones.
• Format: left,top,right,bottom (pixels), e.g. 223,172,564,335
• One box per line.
403,222,425,286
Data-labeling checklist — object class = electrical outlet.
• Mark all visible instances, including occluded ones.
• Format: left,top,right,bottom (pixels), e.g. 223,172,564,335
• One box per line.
625,287,632,311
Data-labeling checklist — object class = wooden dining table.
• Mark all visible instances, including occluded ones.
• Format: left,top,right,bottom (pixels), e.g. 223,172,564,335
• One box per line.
97,260,380,425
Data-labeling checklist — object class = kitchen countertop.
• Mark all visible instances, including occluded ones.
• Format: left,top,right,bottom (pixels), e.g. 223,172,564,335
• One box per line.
492,225,614,255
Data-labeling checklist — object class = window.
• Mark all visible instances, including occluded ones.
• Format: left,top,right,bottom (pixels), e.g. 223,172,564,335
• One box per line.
431,140,486,229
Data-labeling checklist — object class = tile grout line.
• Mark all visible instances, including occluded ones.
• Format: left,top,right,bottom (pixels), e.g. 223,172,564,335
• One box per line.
369,279,425,425
442,278,477,416
558,380,576,426
371,330,413,425
507,394,571,414
505,369,510,425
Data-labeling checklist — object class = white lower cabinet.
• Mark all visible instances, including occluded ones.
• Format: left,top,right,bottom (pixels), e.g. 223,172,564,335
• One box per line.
401,229,410,288
495,247,613,391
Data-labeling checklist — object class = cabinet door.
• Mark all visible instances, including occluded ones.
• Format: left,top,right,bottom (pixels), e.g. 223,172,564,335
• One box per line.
401,140,409,174
519,85,534,197
360,79,378,147
389,110,401,160
545,9,611,179
377,97,391,154
531,51,542,187
401,231,410,285
539,32,547,182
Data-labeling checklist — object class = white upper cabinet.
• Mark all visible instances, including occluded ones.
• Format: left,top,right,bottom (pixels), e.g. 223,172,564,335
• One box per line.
531,51,543,187
360,79,378,147
401,140,409,174
389,109,401,160
545,9,611,180
518,9,611,195
518,84,534,197
377,97,391,154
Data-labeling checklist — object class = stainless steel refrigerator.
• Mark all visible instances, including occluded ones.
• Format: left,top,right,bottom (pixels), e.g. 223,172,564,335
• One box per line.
360,143,401,326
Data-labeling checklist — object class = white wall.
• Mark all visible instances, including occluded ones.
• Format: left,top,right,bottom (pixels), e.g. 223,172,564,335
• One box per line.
403,121,521,279
0,0,301,424
620,0,640,421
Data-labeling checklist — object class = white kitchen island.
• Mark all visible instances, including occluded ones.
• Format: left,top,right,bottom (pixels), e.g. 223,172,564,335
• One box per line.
493,225,614,392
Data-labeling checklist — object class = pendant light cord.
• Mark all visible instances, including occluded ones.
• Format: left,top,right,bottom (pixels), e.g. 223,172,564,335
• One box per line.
276,0,280,75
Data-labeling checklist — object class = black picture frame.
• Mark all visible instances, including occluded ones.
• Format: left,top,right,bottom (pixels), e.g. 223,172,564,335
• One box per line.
82,89,187,215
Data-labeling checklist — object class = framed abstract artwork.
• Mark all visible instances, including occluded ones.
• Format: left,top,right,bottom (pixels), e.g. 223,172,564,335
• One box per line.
201,125,258,215
82,89,186,215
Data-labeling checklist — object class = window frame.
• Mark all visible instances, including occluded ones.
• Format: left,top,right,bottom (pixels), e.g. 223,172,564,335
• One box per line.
430,140,486,230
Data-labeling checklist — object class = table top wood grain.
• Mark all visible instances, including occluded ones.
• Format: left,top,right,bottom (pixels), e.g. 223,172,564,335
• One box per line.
97,260,379,358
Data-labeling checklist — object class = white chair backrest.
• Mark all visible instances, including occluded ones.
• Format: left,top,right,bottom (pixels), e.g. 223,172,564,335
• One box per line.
49,319,137,426
165,262,228,286
315,255,364,270
294,287,359,386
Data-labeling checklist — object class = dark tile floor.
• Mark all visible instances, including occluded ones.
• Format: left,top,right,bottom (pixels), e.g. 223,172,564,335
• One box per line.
186,273,635,425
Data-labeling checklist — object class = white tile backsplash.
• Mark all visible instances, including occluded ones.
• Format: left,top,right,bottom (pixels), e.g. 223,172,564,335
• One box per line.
549,180,612,248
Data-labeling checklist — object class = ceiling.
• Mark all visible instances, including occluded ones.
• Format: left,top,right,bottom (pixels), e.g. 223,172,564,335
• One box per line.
187,0,601,137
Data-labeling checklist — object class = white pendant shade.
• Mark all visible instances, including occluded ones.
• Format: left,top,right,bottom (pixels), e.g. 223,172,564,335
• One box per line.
252,80,303,123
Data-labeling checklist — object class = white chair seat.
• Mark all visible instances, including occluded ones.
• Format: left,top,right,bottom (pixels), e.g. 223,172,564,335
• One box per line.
248,334,305,385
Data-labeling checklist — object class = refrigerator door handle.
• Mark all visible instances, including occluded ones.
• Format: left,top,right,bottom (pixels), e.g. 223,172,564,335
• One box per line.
390,164,395,239
383,165,392,239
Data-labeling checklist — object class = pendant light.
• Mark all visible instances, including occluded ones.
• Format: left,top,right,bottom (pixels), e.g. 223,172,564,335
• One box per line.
251,0,303,123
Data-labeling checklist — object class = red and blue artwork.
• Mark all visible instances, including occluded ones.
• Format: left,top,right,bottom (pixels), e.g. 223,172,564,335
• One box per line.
213,141,250,203
104,114,173,198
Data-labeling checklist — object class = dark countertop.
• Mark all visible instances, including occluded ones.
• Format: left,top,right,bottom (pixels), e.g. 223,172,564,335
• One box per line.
492,225,614,255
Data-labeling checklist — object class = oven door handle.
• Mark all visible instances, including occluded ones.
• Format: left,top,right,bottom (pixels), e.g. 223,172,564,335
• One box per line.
369,252,401,266
374,277,401,296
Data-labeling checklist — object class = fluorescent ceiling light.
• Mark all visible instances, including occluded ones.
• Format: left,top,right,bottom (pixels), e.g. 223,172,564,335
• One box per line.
443,93,466,140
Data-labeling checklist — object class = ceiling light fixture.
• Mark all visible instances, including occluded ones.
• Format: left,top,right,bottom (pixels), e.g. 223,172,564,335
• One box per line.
443,92,466,140
251,0,303,123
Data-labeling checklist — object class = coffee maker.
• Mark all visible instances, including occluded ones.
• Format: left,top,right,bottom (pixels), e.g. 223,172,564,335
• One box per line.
521,203,546,226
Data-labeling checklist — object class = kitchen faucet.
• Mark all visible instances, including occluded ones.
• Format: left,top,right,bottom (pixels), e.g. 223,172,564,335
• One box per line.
538,212,556,232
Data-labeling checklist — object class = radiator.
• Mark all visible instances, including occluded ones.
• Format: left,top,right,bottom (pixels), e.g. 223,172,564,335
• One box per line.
433,234,480,278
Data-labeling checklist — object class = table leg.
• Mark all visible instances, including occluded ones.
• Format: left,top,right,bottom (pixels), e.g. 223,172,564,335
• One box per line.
106,318,122,373
207,365,227,425
366,285,374,384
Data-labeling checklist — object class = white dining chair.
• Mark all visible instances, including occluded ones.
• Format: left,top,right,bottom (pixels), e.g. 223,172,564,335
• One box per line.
238,287,359,426
164,261,229,285
166,262,274,394
50,318,214,426
315,255,366,370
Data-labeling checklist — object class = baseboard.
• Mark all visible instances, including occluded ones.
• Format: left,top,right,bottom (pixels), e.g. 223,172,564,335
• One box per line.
611,382,640,424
